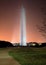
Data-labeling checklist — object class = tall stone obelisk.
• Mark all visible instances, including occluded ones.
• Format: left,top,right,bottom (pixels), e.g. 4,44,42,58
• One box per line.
20,6,27,46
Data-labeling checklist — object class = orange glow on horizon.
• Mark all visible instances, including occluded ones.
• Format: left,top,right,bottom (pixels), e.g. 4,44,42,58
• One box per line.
0,0,46,43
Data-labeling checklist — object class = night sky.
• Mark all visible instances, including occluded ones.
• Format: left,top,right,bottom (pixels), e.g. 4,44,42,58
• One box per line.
0,0,46,43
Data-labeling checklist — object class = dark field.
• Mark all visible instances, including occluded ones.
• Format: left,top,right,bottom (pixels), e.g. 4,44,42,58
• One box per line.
9,47,46,65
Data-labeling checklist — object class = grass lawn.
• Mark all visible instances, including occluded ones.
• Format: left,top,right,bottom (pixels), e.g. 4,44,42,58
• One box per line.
9,47,46,65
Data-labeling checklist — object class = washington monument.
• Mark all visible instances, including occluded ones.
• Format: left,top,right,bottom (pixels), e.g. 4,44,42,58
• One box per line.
20,5,27,46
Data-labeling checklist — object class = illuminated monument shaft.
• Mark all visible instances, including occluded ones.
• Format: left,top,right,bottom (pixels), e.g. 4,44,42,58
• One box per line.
20,6,27,46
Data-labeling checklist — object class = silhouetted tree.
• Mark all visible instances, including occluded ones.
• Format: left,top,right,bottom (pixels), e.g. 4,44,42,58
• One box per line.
41,42,46,47
27,42,39,47
0,41,13,48
36,2,46,38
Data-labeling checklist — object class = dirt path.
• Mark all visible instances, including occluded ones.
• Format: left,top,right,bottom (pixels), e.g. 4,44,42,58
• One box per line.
0,48,20,65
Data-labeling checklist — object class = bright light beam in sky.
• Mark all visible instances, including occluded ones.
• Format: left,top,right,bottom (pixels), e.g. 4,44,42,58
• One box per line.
11,26,16,44
20,5,27,46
